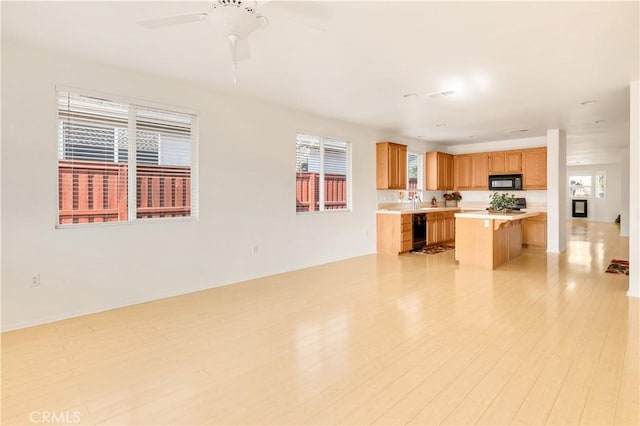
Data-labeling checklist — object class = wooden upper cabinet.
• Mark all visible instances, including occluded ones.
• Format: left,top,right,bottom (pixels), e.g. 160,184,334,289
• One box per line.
425,152,454,190
488,151,523,174
488,152,506,174
376,142,407,189
470,154,488,189
454,155,472,190
522,148,547,189
505,151,523,173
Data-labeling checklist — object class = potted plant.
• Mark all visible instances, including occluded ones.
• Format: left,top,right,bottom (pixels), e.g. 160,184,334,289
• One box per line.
443,191,462,207
489,192,517,213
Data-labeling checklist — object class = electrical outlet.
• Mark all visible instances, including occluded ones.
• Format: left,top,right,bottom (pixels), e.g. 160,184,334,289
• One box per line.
31,274,40,287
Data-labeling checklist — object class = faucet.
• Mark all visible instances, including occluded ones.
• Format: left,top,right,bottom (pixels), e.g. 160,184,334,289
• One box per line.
412,194,421,210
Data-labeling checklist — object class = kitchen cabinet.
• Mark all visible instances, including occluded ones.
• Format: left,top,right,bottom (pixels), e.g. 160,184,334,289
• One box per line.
488,151,523,174
522,148,547,189
376,142,407,189
470,154,488,189
377,213,412,254
454,155,472,190
455,154,487,190
523,212,547,247
427,211,457,245
425,152,454,190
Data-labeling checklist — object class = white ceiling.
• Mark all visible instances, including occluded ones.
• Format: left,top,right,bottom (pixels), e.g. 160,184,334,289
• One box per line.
2,1,638,165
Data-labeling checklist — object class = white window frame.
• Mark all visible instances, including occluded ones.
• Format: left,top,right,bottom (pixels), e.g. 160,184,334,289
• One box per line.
295,133,352,214
55,86,199,228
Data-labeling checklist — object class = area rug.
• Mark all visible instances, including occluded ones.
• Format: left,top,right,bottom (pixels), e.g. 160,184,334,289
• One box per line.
605,259,629,275
411,244,455,255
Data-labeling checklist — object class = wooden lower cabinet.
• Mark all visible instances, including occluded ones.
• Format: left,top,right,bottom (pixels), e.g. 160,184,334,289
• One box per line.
522,212,547,248
427,211,457,245
377,213,412,254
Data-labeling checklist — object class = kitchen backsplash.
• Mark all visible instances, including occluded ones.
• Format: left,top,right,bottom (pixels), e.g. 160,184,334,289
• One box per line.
377,189,547,204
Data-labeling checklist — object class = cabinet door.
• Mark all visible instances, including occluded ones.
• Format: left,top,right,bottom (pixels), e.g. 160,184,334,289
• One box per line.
505,151,523,173
445,154,455,189
397,144,407,189
523,221,546,246
427,219,439,245
388,145,399,188
488,153,506,174
437,154,447,190
471,154,488,189
454,156,472,190
444,217,455,241
435,219,444,243
523,149,547,189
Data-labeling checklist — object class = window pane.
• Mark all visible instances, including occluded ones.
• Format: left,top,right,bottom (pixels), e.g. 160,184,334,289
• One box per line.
596,174,606,198
570,176,592,198
407,152,421,198
57,92,128,224
323,139,348,211
135,108,192,220
296,134,320,212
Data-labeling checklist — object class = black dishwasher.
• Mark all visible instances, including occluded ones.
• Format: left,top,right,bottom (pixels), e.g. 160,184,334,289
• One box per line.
412,213,427,250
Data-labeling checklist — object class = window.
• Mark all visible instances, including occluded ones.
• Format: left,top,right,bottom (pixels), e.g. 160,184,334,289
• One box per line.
295,133,351,212
57,91,197,226
596,173,606,198
406,152,423,199
569,176,592,198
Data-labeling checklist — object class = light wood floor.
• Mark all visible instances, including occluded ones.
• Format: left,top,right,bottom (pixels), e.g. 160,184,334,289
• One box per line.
1,221,638,425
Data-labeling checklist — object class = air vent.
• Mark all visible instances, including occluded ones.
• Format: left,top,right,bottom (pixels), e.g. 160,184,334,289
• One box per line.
509,128,529,134
426,90,456,98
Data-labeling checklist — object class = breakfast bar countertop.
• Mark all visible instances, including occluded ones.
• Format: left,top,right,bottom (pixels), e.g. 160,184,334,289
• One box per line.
454,211,542,221
376,207,462,215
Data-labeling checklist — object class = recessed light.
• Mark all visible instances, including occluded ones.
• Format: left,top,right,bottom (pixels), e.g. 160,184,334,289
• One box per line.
593,119,607,124
509,128,529,133
580,100,597,105
440,90,456,96
416,135,425,139
402,93,418,98
435,124,447,128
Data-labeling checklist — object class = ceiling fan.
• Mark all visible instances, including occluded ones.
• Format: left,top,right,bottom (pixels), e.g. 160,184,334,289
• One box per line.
138,0,328,84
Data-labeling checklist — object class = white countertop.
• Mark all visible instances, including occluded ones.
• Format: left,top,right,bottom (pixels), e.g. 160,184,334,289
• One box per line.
376,207,462,215
454,211,542,220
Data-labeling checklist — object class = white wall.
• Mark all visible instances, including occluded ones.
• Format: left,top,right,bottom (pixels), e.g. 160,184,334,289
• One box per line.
444,136,547,155
567,164,622,223
0,41,399,330
628,80,639,298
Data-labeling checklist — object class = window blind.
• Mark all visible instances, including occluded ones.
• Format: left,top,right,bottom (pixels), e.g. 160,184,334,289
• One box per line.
295,133,350,212
57,92,129,224
57,91,196,226
135,107,192,219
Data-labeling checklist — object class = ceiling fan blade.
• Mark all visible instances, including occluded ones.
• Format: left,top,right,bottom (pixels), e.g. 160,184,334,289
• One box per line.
138,12,208,29
234,36,252,62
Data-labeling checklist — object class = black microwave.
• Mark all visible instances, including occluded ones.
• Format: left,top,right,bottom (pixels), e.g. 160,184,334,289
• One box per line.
489,174,522,191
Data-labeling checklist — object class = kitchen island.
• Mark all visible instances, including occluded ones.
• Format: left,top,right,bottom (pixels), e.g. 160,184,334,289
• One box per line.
454,211,541,269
